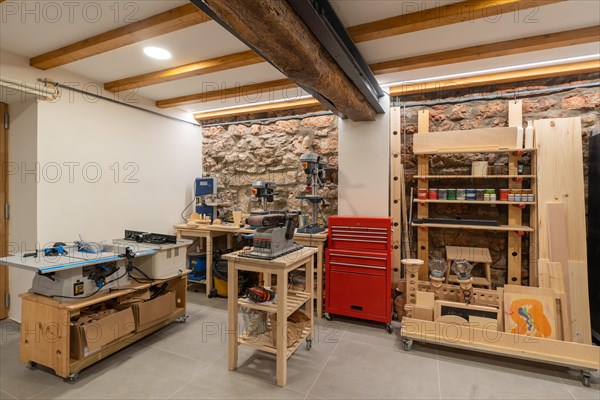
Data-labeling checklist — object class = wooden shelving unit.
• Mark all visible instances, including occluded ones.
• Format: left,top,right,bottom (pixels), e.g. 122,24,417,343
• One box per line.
224,248,317,387
408,100,537,285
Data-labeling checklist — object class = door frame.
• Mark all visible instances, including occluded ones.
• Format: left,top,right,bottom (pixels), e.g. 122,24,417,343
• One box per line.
1,102,9,320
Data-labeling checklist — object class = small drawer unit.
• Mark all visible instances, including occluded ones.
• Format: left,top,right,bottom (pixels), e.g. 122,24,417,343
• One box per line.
326,217,392,329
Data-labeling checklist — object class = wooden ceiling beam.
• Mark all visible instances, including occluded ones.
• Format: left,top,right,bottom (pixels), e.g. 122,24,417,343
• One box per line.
371,26,600,75
156,79,296,108
29,4,211,70
193,98,321,121
347,0,566,43
156,26,598,109
104,51,263,92
389,60,600,96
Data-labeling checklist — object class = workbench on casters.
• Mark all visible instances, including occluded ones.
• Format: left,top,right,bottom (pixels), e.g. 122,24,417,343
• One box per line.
174,224,327,317
223,247,317,387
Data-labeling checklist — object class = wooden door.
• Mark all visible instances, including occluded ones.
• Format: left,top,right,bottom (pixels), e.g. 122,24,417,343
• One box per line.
0,102,8,319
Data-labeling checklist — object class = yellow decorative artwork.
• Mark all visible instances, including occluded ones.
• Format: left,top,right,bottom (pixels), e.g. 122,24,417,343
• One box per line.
503,285,557,339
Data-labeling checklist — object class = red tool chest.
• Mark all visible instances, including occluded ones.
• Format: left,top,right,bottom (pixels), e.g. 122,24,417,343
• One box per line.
325,216,392,330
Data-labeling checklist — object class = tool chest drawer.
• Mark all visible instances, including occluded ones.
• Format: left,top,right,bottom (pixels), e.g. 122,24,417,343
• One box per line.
326,249,389,277
327,271,389,322
328,216,391,251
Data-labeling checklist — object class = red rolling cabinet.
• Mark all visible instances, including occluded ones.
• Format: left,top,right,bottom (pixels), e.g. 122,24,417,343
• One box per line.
325,216,393,332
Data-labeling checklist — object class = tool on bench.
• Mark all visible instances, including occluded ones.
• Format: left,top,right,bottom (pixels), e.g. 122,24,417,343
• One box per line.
240,212,303,260
250,181,278,214
296,153,328,233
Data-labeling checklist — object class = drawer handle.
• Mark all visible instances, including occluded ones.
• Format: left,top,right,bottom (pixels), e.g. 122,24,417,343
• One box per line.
332,226,387,231
351,305,363,311
331,238,388,244
329,261,386,270
329,253,387,261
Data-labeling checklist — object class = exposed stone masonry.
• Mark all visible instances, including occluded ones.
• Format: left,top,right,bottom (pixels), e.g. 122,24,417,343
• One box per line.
202,115,338,222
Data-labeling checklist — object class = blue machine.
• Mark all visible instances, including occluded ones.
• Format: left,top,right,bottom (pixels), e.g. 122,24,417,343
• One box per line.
194,177,218,221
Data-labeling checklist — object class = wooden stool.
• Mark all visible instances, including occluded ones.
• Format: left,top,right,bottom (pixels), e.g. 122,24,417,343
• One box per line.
445,246,492,289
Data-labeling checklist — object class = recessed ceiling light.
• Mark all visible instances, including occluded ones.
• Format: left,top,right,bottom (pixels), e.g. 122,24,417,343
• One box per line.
143,46,171,60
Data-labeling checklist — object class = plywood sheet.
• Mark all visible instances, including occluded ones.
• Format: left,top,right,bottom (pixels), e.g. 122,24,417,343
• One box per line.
413,127,518,154
535,117,590,344
416,290,435,308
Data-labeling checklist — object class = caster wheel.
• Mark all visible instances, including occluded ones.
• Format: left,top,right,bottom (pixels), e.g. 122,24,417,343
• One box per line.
67,372,79,382
208,288,217,298
402,339,413,352
28,361,37,368
386,323,393,334
392,312,398,321
324,313,332,321
306,339,312,351
177,315,189,323
581,370,591,387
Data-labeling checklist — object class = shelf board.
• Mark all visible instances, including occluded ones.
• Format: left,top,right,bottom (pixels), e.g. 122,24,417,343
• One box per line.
413,199,535,205
238,326,311,359
412,223,534,232
413,175,535,179
414,148,536,155
238,290,310,318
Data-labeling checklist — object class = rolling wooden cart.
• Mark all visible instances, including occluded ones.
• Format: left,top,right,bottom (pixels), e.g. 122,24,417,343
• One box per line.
19,273,189,381
223,247,317,387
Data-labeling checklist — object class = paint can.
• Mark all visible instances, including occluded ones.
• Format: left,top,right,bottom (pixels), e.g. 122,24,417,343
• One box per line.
475,189,485,201
457,189,466,201
418,188,428,200
438,189,448,200
428,188,438,200
466,189,476,201
499,189,509,201
447,189,457,200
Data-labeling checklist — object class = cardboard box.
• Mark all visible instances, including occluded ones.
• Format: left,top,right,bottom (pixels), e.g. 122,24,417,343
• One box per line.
132,291,176,332
70,307,135,360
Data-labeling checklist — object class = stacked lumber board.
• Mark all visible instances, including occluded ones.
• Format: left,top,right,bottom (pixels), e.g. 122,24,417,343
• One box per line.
535,117,591,345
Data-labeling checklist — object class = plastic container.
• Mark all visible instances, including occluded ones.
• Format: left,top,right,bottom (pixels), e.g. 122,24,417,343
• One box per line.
188,252,207,281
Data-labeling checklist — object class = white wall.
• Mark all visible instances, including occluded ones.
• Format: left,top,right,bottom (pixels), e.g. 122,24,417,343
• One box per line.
338,95,390,216
2,49,203,321
35,96,202,243
6,95,38,322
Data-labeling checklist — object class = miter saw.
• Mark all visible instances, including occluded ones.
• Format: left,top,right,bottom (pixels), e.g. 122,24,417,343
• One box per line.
296,153,327,233
240,212,303,260
250,181,278,214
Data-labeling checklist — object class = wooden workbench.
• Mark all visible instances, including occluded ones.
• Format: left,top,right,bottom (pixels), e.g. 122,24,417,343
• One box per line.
19,273,189,380
173,224,328,317
223,247,317,387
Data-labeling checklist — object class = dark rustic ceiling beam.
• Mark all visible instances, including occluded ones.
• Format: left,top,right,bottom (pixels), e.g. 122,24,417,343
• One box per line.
189,0,379,121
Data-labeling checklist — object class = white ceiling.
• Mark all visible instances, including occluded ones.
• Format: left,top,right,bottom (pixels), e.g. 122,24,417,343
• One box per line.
1,0,598,116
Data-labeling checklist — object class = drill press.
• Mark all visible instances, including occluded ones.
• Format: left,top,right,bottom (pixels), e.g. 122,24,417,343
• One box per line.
296,153,327,233
250,181,277,214
241,212,303,260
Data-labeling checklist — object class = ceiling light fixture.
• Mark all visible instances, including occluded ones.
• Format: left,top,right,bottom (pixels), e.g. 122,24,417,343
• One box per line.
143,46,171,60
384,53,600,87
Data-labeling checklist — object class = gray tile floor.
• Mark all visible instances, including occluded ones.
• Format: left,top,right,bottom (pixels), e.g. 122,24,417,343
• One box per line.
1,289,598,400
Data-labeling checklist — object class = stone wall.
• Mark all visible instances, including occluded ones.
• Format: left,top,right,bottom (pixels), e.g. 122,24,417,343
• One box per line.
393,72,599,286
202,114,338,221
